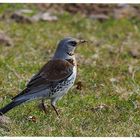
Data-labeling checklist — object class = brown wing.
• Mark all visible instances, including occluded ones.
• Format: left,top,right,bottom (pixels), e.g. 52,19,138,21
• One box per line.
27,59,74,87
12,59,73,100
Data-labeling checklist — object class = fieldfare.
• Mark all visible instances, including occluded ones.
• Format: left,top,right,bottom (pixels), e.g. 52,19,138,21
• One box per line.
0,37,86,116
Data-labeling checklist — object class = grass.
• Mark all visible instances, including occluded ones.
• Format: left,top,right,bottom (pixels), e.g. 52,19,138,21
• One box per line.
1,4,140,136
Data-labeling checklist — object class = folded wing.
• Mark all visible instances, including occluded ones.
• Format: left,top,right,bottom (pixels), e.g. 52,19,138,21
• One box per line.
12,59,73,100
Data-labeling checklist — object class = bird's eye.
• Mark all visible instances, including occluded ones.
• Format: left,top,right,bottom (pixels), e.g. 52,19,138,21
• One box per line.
70,41,77,46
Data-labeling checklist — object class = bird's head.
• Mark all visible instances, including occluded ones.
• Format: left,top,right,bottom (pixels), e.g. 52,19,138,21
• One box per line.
53,37,86,59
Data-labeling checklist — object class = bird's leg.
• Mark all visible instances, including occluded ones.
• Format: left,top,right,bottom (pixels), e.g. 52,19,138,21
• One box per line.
51,98,60,116
51,104,59,116
39,99,47,114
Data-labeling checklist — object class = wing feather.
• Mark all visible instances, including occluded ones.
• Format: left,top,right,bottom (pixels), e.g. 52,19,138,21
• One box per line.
12,59,73,100
27,59,73,87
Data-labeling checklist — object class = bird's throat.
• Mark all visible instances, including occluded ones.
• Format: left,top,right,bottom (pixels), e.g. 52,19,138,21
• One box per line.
67,52,74,56
66,58,77,66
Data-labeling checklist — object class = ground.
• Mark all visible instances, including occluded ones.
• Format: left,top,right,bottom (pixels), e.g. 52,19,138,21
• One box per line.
0,4,140,136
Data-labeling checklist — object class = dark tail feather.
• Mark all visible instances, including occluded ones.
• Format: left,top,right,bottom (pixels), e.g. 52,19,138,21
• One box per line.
0,99,27,115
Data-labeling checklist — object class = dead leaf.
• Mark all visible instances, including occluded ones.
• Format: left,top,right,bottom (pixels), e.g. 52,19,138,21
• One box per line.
0,32,13,47
129,48,140,58
27,116,37,122
76,81,83,90
11,12,33,24
113,5,137,19
36,4,140,20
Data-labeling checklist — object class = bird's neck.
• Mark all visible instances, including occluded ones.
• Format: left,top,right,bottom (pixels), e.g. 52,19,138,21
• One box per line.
53,52,77,67
66,56,77,67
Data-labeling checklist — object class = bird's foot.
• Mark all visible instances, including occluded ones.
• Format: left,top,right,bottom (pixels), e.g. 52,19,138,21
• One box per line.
51,105,60,117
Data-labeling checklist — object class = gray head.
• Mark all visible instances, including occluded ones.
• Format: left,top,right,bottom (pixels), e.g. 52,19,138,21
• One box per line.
53,37,86,60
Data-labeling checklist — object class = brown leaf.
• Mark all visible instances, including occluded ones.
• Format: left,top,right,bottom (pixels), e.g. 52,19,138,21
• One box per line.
129,48,140,58
36,4,140,20
11,12,33,24
113,5,137,19
0,32,13,47
27,116,37,122
76,81,83,90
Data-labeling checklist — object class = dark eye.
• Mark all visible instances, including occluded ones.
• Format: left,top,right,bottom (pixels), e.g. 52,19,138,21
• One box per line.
70,41,77,46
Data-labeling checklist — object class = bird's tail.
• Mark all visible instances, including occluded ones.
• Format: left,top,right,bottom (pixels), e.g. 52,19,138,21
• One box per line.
0,99,27,115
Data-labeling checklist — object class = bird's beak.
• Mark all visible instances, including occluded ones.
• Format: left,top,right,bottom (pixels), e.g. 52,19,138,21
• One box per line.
77,39,87,45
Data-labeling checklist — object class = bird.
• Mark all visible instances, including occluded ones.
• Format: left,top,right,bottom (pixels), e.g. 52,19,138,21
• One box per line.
0,37,86,116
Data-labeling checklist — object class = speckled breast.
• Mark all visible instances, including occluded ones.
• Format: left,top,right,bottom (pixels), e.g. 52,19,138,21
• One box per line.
49,65,77,98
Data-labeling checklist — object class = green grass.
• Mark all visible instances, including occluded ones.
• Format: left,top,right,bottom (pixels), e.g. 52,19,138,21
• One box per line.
1,4,140,136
